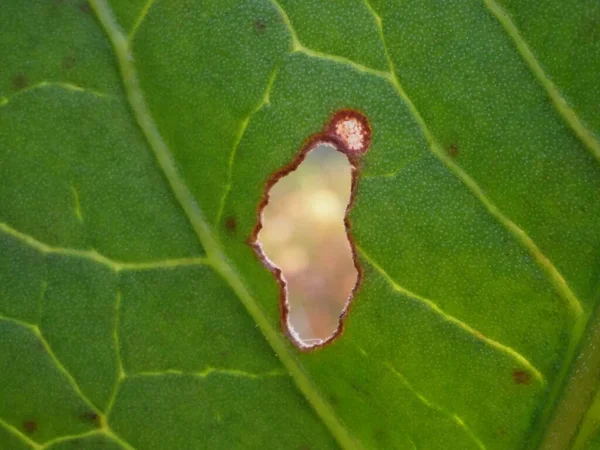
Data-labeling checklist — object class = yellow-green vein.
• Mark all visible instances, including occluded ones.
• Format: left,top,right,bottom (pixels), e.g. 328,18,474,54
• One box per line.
358,247,545,384
0,222,209,272
128,0,156,41
360,0,583,318
0,416,41,449
70,184,84,223
0,317,135,449
128,367,286,379
355,344,485,450
104,290,125,419
0,81,107,108
40,430,102,450
214,66,280,226
385,363,486,450
484,0,600,163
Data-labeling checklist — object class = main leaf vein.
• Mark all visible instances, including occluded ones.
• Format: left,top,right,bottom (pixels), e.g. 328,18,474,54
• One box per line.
89,1,359,449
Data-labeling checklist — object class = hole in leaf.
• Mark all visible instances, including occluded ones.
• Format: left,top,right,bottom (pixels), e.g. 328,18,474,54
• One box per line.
257,144,358,349
251,109,371,350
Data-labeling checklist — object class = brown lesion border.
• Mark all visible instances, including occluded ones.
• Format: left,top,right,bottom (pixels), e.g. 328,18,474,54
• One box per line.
248,109,372,351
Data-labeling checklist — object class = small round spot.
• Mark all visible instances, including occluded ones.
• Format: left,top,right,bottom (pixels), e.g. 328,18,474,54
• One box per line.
254,19,267,34
224,216,237,234
336,119,364,151
61,55,76,70
81,411,99,424
448,144,458,158
79,2,91,13
12,73,28,91
23,420,37,434
513,369,531,385
328,110,372,156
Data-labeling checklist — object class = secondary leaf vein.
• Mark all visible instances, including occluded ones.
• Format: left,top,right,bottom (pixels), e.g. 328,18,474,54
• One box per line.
0,416,41,449
359,1,584,318
384,361,486,450
40,430,102,450
129,367,287,380
0,81,107,108
271,0,386,77
215,66,280,226
355,344,485,449
0,222,209,272
105,290,125,419
0,317,135,449
484,0,600,163
128,0,156,41
358,247,545,384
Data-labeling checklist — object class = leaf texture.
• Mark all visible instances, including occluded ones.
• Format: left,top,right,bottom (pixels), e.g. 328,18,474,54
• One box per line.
0,0,599,449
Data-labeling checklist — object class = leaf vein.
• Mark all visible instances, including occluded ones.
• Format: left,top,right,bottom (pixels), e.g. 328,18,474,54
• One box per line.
38,323,102,413
0,319,100,415
359,1,584,318
128,0,156,41
384,361,487,450
0,317,136,449
40,430,102,450
214,66,280,226
484,0,600,163
358,247,546,384
0,416,41,449
271,0,387,77
0,222,209,272
105,290,125,419
0,81,108,108
129,367,287,380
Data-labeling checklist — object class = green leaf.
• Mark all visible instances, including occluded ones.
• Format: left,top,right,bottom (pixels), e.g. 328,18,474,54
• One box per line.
1,0,599,449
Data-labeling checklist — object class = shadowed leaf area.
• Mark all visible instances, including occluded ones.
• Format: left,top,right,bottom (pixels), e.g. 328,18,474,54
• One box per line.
0,0,599,449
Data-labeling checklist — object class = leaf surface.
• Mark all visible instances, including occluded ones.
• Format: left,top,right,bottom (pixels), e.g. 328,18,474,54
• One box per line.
0,0,599,449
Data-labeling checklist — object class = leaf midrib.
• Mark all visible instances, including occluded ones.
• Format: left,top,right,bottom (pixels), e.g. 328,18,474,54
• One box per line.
89,1,359,449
